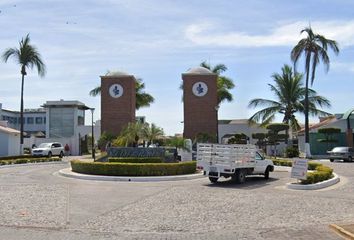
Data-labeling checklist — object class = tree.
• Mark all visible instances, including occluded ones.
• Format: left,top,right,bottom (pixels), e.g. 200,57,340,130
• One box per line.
180,61,235,105
291,27,339,156
89,75,154,110
227,133,248,144
142,123,164,146
252,133,267,151
248,64,331,132
2,34,46,153
113,122,146,147
266,123,289,158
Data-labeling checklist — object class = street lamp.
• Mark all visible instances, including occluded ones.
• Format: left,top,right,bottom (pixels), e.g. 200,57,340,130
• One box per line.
215,105,220,143
90,108,95,161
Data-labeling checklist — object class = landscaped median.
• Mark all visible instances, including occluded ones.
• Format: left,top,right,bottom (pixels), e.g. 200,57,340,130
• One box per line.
0,155,62,166
70,160,197,176
273,158,340,190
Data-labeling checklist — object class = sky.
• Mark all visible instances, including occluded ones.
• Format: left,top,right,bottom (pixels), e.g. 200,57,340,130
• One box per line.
0,0,354,135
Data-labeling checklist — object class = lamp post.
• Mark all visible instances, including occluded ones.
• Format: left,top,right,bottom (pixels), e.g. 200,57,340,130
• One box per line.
90,108,95,161
215,105,220,143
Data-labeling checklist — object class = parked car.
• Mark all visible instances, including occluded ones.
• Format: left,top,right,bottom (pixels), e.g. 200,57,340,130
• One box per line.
328,147,354,162
32,142,64,158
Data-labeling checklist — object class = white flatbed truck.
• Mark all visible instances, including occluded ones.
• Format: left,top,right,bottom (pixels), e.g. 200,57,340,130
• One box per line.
197,143,274,183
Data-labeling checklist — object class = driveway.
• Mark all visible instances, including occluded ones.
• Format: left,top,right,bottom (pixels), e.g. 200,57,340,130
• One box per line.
0,159,353,239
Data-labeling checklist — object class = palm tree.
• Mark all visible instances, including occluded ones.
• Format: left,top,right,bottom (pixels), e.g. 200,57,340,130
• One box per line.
180,61,235,105
113,122,146,147
248,64,330,132
89,75,154,110
2,34,46,153
142,123,164,146
200,61,235,105
291,27,339,155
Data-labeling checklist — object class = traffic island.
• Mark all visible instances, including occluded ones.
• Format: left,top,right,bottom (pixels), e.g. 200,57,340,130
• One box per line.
286,173,340,190
330,223,354,239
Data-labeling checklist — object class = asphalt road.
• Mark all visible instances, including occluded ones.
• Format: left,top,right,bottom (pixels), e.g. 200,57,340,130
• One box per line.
0,159,353,239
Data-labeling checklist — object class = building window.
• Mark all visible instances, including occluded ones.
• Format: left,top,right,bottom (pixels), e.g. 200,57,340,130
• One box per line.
35,117,43,124
44,117,46,124
27,117,34,124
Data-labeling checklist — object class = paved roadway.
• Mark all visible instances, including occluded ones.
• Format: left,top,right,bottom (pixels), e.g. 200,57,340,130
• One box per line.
0,158,353,239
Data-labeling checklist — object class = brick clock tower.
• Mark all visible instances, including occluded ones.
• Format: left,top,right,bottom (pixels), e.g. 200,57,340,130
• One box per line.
182,67,218,141
101,72,136,136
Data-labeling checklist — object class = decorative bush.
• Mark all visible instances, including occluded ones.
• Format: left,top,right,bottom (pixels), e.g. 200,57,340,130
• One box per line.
301,165,333,184
285,147,299,158
71,160,196,176
0,157,61,165
0,155,42,160
108,157,163,163
272,159,333,184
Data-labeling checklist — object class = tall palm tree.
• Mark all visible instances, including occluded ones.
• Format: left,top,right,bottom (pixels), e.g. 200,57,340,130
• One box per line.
2,34,46,152
113,121,146,147
200,61,235,105
89,75,154,110
248,64,330,132
291,27,339,155
180,61,235,105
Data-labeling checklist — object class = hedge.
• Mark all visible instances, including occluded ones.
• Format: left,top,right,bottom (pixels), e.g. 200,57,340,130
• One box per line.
0,155,44,160
0,157,61,165
108,157,163,163
272,159,322,170
301,165,333,184
71,160,196,176
272,159,333,184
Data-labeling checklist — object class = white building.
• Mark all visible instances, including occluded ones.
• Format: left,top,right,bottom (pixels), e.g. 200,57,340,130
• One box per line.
0,101,101,156
0,121,20,157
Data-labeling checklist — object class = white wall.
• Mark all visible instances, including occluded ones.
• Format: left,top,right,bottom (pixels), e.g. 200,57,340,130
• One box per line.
8,133,20,156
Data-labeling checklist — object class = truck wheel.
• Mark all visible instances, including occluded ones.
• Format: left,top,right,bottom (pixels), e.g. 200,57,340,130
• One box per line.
330,159,334,162
209,177,218,183
235,169,246,183
59,151,64,158
264,167,270,179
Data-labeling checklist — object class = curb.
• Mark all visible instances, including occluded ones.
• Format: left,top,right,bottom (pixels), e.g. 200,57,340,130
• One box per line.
286,173,340,190
329,224,354,240
58,168,204,182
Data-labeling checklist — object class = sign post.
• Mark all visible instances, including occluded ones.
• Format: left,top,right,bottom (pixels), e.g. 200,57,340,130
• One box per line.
291,158,308,180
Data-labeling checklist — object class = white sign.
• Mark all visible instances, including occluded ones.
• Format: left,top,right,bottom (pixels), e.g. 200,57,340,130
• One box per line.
109,84,123,98
192,82,208,97
291,158,308,180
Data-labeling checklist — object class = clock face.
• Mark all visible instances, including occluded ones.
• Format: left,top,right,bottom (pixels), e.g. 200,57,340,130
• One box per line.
192,82,208,97
109,84,123,98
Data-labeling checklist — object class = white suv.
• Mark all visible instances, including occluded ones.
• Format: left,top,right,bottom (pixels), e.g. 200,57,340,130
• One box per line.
32,142,64,158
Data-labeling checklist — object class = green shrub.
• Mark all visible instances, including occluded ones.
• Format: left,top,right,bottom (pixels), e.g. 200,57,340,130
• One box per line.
301,165,333,184
0,155,37,160
0,157,61,165
308,162,322,171
71,160,196,176
108,157,163,163
285,147,299,158
272,159,292,167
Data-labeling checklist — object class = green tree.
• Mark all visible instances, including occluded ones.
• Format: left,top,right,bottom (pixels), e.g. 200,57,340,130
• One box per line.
227,133,248,144
252,133,267,151
142,123,164,146
2,34,46,152
248,64,330,131
180,61,235,105
89,75,154,110
266,123,289,158
291,27,339,156
113,122,146,147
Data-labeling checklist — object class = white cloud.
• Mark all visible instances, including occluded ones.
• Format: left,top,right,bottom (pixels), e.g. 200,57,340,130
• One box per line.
185,20,354,48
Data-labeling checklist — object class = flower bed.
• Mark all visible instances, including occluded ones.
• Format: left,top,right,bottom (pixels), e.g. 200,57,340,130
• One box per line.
273,159,333,184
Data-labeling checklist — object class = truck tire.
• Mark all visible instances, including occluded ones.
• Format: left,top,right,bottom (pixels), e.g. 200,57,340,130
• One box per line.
209,177,218,183
330,159,334,162
235,169,246,183
264,167,270,179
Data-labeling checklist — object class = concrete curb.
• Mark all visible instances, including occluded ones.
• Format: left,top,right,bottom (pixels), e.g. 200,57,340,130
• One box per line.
0,161,65,169
286,173,340,190
329,224,354,240
274,166,292,172
58,168,204,182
